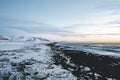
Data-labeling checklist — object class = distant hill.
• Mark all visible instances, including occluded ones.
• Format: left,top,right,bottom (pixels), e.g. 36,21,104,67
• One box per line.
0,35,9,40
8,36,50,42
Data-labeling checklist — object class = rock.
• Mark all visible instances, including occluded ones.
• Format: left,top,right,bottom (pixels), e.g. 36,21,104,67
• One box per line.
0,71,11,80
0,53,2,56
16,59,36,71
11,53,15,56
79,65,84,68
9,75,16,80
47,65,54,69
12,56,19,59
0,77,3,80
32,73,48,79
24,67,48,79
10,62,17,66
17,63,26,71
0,58,9,62
0,62,7,68
16,72,24,80
0,63,12,79
25,76,32,80
24,67,37,75
22,59,36,65
83,67,91,72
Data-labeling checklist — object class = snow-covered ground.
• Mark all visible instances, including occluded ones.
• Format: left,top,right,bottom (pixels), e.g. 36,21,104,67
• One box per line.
0,42,26,51
0,41,76,80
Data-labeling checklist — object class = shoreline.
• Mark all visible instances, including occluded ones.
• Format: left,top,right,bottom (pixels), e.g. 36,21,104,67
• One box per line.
48,42,120,80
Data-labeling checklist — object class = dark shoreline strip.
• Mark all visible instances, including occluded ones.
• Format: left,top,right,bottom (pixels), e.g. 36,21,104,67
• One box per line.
47,43,120,80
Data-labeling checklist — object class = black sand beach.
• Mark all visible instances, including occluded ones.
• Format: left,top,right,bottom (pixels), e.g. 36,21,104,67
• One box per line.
48,42,120,80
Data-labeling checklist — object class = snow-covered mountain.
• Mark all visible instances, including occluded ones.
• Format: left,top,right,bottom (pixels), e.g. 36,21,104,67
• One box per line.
0,35,9,40
8,36,50,42
25,37,49,42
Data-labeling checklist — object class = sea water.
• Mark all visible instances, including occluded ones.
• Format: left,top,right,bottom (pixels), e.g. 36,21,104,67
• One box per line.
60,42,120,56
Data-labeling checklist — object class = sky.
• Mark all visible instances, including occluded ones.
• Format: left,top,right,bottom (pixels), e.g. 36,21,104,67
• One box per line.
0,0,120,42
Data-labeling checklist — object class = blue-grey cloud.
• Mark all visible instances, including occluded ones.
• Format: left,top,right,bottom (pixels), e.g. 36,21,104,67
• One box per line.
109,20,120,25
61,33,120,37
11,26,72,34
1,16,120,38
64,23,97,28
96,0,120,11
0,17,73,36
0,17,49,25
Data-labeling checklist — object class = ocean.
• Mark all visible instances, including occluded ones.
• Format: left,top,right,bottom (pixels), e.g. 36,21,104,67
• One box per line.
60,42,120,56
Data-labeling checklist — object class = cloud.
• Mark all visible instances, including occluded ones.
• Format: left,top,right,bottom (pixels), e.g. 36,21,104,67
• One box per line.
64,33,120,37
96,0,120,11
64,23,98,28
11,26,72,35
109,20,120,25
0,17,73,36
0,15,120,41
0,17,50,26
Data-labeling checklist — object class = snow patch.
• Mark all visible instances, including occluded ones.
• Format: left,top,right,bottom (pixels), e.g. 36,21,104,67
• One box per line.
0,42,25,51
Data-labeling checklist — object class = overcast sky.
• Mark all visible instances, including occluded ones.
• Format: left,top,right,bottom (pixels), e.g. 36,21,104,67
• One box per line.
0,0,120,42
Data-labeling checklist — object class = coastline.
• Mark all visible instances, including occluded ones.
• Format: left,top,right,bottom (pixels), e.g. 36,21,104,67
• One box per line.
48,42,120,80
